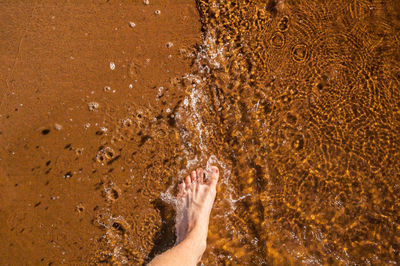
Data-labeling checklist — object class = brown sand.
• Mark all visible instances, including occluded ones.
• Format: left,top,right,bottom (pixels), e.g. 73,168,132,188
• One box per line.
1,0,400,265
0,0,201,264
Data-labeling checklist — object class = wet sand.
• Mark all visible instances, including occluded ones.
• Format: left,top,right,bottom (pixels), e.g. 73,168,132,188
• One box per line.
1,0,400,265
0,0,201,264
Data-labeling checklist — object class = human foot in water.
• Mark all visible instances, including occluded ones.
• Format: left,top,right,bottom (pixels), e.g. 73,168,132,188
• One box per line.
149,166,219,266
175,166,219,246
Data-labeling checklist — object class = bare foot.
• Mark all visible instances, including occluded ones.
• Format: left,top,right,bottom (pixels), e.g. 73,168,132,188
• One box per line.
148,166,219,266
175,166,219,250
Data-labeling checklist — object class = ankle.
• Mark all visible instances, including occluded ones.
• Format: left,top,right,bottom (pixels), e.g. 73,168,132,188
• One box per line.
185,227,207,253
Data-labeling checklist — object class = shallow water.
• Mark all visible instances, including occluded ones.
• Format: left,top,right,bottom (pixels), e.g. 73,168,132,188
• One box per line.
92,0,400,264
1,0,400,264
171,0,400,264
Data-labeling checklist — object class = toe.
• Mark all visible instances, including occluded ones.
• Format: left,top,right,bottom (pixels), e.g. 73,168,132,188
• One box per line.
185,175,191,188
197,168,204,184
190,170,196,183
192,181,198,195
208,166,219,188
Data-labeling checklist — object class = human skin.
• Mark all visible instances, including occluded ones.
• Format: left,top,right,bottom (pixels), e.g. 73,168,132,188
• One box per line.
148,166,219,266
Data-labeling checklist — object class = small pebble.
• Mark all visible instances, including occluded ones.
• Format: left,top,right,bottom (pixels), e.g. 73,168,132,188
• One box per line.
87,102,99,111
63,172,72,178
110,62,115,70
155,10,161,15
104,86,111,92
54,123,63,131
166,42,173,48
129,21,136,28
143,0,149,4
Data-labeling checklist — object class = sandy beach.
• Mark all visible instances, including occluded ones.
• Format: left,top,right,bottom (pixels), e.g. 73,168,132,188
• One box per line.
0,0,201,264
1,0,400,264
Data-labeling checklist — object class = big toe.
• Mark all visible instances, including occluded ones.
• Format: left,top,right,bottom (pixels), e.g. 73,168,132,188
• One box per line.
208,166,219,188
